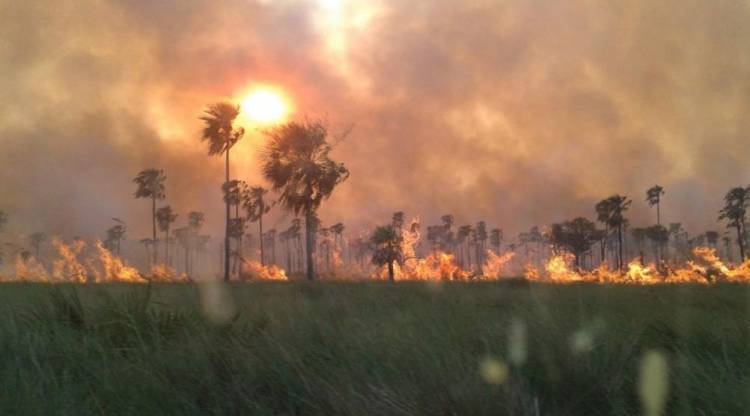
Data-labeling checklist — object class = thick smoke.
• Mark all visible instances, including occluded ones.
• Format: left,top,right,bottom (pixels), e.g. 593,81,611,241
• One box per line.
1,0,749,249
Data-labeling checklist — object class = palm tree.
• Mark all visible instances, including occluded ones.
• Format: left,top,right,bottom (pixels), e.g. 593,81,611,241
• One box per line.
30,232,46,259
261,120,350,281
133,169,166,265
200,101,245,281
156,206,178,266
243,186,272,265
646,185,665,225
370,225,403,282
718,186,750,262
596,195,632,270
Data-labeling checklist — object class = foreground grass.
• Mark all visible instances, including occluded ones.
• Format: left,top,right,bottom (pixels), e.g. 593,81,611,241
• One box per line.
0,282,748,415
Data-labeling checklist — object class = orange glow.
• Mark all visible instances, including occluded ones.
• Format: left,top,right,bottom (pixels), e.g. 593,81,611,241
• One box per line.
239,87,291,125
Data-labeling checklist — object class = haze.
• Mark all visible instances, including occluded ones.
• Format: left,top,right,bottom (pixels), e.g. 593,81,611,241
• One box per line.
1,0,749,243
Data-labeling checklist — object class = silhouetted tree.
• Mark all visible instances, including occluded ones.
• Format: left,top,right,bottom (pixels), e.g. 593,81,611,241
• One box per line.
370,225,403,282
261,120,350,281
646,185,665,225
243,186,272,265
200,101,245,281
718,186,749,262
156,206,178,266
549,217,599,268
596,195,632,270
133,169,166,265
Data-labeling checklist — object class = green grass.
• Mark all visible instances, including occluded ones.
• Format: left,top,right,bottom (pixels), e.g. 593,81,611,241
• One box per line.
0,281,748,415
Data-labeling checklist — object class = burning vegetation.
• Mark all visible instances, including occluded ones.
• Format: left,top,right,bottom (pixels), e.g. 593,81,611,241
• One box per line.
1,107,749,287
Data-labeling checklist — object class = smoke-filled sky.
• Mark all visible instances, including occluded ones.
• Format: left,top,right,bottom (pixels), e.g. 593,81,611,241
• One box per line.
1,0,749,243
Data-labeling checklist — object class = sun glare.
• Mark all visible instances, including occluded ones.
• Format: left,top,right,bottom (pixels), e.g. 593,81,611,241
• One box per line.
239,88,290,125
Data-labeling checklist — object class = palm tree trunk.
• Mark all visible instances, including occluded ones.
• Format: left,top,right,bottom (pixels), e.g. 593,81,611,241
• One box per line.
736,224,746,262
152,196,157,266
656,202,661,226
305,209,315,281
164,230,169,267
224,149,230,281
259,210,265,266
617,225,623,270
388,260,394,282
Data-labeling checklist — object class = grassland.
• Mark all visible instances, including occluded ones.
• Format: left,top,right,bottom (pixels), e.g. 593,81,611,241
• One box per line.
0,281,748,415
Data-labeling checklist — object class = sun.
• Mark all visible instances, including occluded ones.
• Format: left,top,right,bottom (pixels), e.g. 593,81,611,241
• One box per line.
239,87,290,125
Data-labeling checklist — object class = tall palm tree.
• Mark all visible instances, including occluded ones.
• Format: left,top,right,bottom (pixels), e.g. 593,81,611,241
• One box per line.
133,169,166,265
243,186,272,266
156,206,178,266
370,225,403,282
718,186,750,262
200,101,245,281
646,185,665,225
596,195,632,270
261,120,350,281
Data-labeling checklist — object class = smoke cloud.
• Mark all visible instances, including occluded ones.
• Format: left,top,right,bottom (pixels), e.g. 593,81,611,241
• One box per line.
1,0,749,247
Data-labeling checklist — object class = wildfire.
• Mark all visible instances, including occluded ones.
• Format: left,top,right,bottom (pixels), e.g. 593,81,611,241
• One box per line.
10,238,194,283
376,220,516,281
522,247,750,284
241,260,288,281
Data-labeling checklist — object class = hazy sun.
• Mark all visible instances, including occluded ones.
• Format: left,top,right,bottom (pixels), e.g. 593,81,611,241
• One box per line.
239,88,290,125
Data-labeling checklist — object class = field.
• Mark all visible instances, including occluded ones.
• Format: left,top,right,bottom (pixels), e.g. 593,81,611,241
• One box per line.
1,282,748,415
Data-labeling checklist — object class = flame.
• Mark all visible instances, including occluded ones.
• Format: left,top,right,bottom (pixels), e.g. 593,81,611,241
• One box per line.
10,238,194,283
522,247,750,284
241,260,288,281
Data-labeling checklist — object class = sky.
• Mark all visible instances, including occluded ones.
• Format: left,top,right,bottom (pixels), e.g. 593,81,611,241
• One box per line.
1,0,749,245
